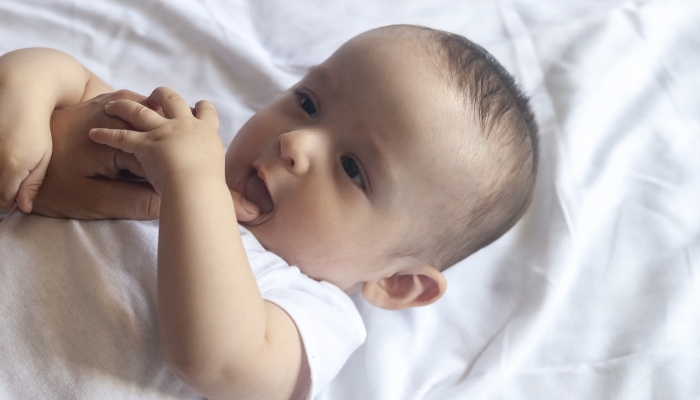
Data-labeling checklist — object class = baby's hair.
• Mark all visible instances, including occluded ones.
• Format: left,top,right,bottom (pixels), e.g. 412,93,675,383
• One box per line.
384,25,539,270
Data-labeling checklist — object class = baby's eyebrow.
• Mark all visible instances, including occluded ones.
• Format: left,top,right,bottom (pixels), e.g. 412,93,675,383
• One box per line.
305,66,340,98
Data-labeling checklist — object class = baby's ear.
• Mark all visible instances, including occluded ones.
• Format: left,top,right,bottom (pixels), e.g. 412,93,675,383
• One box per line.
362,265,447,310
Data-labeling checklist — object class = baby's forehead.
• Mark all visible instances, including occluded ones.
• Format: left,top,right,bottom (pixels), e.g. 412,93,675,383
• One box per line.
314,31,465,130
322,29,440,80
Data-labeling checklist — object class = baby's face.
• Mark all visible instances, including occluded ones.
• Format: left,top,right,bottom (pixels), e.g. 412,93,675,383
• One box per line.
225,30,470,291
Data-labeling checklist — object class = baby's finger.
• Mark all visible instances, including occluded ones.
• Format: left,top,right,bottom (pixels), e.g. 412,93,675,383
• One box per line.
15,153,51,213
105,100,163,131
147,87,192,119
89,128,143,155
229,189,259,222
194,100,219,127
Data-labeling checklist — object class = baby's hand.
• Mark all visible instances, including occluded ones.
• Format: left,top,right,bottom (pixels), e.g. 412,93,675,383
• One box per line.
89,87,224,193
88,87,260,219
0,91,53,212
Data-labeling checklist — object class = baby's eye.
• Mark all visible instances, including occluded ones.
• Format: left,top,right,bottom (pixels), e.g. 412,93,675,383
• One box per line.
341,156,365,189
294,89,317,118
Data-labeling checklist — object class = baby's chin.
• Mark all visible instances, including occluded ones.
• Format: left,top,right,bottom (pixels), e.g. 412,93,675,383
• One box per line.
246,223,356,295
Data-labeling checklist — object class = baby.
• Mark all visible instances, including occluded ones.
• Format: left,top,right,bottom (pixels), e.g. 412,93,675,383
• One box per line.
0,25,537,399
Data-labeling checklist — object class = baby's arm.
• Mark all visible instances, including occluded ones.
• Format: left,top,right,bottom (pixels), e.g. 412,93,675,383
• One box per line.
0,48,113,211
90,88,308,400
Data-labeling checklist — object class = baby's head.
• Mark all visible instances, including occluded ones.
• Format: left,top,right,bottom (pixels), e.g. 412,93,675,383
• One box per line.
225,25,538,309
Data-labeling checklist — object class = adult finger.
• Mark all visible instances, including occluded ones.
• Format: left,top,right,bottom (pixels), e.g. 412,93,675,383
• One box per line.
147,87,192,119
114,151,147,179
194,100,219,128
33,177,161,220
94,89,149,106
104,99,164,131
89,179,161,220
15,152,52,213
91,148,147,181
229,189,259,222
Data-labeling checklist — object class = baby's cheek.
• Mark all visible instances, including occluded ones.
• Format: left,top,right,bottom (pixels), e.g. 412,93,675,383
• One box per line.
224,152,244,187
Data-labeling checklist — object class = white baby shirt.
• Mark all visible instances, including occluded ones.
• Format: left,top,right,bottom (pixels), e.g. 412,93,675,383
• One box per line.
0,210,365,399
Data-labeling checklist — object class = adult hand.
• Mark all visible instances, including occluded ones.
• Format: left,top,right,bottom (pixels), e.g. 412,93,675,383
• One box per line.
32,90,259,221
31,90,160,219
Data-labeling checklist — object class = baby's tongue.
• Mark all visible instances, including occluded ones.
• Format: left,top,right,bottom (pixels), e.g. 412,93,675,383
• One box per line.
244,173,274,214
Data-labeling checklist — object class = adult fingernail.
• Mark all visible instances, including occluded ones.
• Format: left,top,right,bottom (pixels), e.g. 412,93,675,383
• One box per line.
106,101,115,107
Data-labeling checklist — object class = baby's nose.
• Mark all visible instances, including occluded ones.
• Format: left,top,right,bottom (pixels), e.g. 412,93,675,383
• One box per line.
277,130,321,175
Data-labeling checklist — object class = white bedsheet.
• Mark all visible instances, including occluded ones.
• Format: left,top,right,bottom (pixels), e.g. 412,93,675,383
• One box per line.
1,0,699,399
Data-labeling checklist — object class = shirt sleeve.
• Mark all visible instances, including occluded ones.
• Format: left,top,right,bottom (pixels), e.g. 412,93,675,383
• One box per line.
239,225,366,399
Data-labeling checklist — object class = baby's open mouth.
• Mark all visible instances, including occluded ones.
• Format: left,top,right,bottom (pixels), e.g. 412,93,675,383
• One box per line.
243,168,274,215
